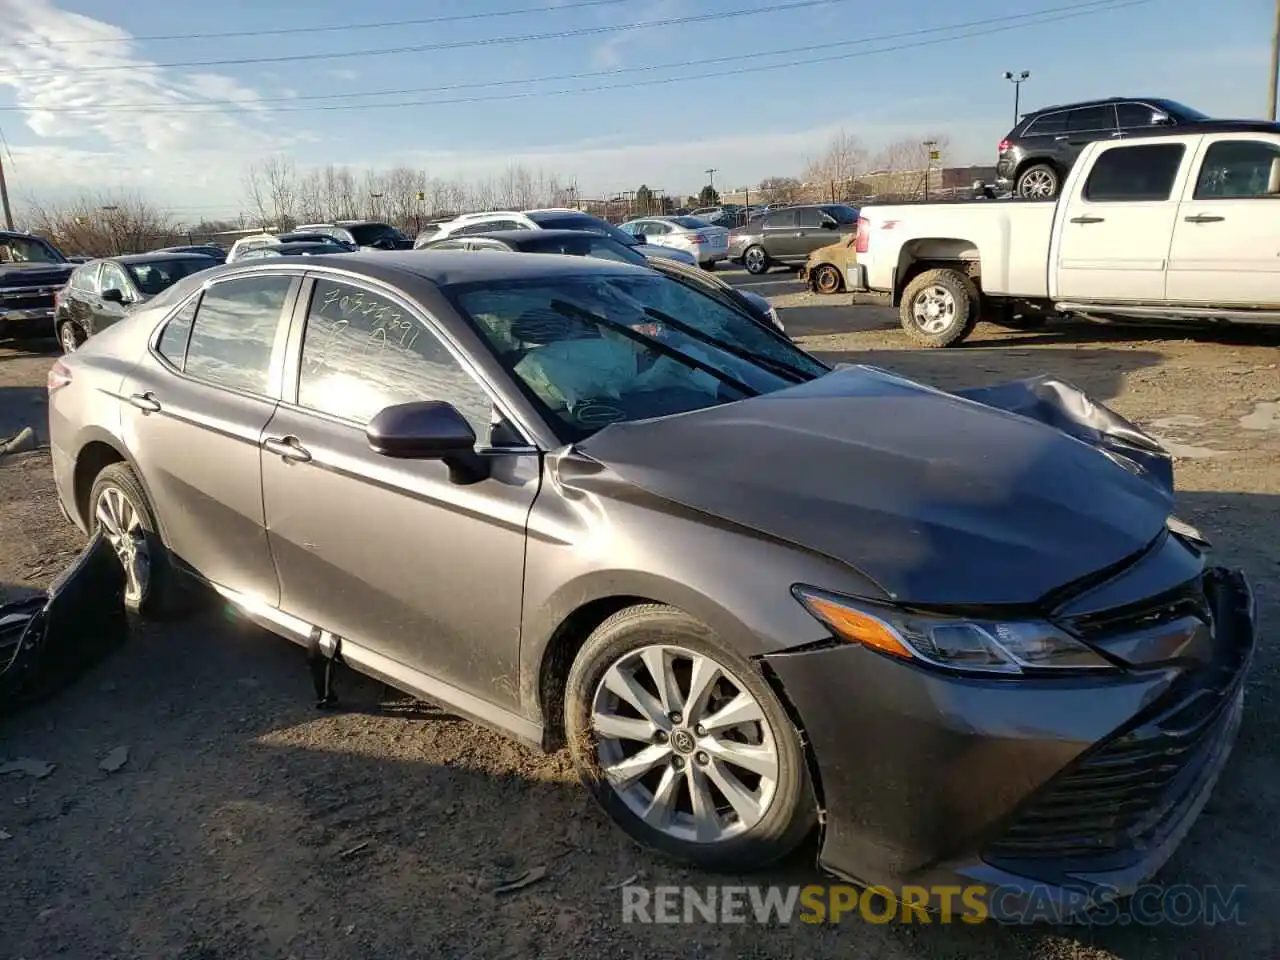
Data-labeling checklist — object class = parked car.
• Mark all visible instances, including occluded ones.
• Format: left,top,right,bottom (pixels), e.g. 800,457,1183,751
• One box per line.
226,234,281,263
274,232,357,251
850,121,1280,346
799,233,859,294
618,216,730,269
155,245,227,264
420,209,698,266
237,242,351,260
997,97,1211,199
294,221,413,250
47,250,1255,922
423,228,784,334
0,230,74,342
727,204,859,275
53,252,217,352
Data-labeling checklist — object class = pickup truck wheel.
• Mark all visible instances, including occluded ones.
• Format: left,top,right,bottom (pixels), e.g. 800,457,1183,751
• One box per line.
1016,164,1059,199
900,269,978,347
743,246,770,275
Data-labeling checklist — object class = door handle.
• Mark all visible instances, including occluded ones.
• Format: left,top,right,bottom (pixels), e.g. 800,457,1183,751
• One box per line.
793,231,805,236
262,436,312,462
1069,216,1106,224
1184,214,1225,223
1054,135,1069,141
127,392,161,412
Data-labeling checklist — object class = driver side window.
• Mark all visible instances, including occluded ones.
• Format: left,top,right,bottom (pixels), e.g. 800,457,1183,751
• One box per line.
296,279,502,440
99,263,129,296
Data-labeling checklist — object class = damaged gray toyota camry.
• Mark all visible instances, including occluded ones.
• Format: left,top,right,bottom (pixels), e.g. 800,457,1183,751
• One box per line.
45,252,1255,922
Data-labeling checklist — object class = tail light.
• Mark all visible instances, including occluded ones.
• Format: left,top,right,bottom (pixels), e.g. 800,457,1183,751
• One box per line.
854,218,870,254
689,233,709,244
47,359,72,393
998,139,1011,154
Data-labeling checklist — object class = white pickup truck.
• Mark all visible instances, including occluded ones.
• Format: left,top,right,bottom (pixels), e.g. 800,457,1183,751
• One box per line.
848,121,1280,346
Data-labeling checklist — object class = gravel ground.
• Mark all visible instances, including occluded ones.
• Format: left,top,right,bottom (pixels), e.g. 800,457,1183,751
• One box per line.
2,278,1279,959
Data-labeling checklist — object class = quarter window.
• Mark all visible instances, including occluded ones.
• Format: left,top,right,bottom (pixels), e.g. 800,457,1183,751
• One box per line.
184,275,293,394
296,279,497,436
1194,140,1280,199
1083,144,1186,202
156,297,199,369
1024,111,1067,136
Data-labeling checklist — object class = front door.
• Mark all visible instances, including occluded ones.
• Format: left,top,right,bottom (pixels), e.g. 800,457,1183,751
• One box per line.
118,273,298,600
1053,140,1191,302
92,262,133,335
260,275,540,710
1166,135,1280,305
792,207,839,261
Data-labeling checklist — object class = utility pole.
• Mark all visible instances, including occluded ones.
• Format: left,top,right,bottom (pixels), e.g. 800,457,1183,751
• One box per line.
1003,70,1031,126
1270,0,1280,120
922,141,938,201
0,149,13,231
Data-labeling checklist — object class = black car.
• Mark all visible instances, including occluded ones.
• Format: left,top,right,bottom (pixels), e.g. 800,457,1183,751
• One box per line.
274,232,357,251
726,204,858,275
423,229,785,334
0,231,74,342
997,97,1211,198
54,253,216,352
156,245,227,264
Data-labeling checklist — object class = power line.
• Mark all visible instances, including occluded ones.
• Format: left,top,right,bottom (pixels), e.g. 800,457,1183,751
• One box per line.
4,0,1148,116
3,0,849,78
13,0,629,46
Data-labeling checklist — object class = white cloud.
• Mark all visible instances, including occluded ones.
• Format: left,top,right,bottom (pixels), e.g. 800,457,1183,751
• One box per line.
591,0,680,68
0,0,298,212
327,68,360,82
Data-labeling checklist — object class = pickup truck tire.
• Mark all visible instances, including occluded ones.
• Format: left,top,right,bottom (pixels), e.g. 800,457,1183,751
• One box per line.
900,268,978,347
1016,164,1060,199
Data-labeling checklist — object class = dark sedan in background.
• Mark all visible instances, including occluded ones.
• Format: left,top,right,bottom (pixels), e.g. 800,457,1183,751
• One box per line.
727,203,858,275
237,241,352,260
54,252,216,352
155,244,227,264
46,251,1254,922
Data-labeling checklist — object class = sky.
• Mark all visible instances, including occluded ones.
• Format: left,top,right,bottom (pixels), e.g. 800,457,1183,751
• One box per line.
0,0,1273,222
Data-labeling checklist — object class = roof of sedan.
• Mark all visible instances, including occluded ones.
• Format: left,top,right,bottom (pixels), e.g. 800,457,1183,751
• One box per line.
435,228,621,245
209,249,647,285
108,252,221,264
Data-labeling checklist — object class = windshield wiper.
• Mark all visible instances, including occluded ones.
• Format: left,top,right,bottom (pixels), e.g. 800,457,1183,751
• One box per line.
640,306,813,383
548,299,759,398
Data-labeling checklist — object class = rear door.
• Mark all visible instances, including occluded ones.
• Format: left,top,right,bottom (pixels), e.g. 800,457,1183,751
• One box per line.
1052,140,1191,301
1166,135,1280,305
1063,104,1120,159
761,208,800,259
118,272,298,600
791,207,838,260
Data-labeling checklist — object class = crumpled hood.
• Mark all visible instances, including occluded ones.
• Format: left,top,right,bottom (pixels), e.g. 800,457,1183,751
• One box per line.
575,366,1172,607
0,263,74,288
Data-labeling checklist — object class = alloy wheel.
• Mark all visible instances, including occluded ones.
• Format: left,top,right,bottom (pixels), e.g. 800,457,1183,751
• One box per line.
1018,169,1056,198
591,643,780,844
910,285,958,335
59,324,79,353
744,247,767,273
94,485,150,606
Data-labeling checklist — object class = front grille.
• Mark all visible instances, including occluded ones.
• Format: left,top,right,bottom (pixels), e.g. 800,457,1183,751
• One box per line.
1065,576,1212,643
987,571,1251,864
0,286,58,312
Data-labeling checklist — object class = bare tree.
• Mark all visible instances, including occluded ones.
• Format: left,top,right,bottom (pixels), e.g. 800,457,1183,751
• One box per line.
23,192,174,256
757,176,802,203
866,134,952,200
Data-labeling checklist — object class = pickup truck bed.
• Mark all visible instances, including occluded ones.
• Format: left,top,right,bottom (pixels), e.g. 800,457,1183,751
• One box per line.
849,120,1280,346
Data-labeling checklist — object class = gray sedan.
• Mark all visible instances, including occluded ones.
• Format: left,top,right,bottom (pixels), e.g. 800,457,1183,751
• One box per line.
46,252,1255,922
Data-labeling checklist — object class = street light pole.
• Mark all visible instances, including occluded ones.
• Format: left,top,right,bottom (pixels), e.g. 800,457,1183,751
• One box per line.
922,141,937,200
705,167,718,198
1003,70,1031,126
1269,0,1280,120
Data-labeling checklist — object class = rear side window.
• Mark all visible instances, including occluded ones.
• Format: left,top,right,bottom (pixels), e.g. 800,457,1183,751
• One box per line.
822,205,859,224
797,208,824,227
184,274,293,394
1083,144,1186,202
764,210,797,228
1023,111,1068,136
156,297,198,369
1067,105,1117,133
70,264,98,292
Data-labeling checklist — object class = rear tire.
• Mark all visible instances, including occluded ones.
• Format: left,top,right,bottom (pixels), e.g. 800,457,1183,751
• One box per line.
88,463,195,619
899,268,979,347
565,604,815,871
1016,163,1060,199
812,264,842,294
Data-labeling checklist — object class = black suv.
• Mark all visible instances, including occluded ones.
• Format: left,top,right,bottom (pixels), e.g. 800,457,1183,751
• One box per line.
997,98,1210,198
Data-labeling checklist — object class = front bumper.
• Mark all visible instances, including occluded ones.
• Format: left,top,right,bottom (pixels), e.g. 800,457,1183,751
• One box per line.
0,308,56,340
761,567,1255,922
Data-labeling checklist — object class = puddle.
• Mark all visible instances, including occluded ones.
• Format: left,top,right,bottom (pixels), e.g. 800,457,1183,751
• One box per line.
1149,435,1230,459
1239,402,1280,432
1150,415,1208,430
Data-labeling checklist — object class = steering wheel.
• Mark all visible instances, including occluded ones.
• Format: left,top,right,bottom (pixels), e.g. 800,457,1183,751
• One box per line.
568,397,628,428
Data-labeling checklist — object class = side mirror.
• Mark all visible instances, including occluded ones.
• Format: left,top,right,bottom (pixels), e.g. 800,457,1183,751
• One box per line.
821,217,838,229
1151,111,1172,126
101,288,125,304
365,400,490,484
632,233,647,244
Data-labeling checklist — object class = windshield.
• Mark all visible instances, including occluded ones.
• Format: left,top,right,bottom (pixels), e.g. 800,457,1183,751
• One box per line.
524,234,648,266
0,235,65,265
126,257,215,295
348,223,407,246
527,212,639,247
447,272,825,440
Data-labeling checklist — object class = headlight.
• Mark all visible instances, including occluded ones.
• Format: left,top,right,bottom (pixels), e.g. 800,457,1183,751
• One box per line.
792,585,1116,675
768,306,784,332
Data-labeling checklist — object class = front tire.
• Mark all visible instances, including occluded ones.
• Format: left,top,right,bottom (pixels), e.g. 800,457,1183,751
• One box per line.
88,463,192,618
743,245,770,275
565,604,815,871
899,268,979,347
812,264,842,294
58,321,85,353
700,260,717,271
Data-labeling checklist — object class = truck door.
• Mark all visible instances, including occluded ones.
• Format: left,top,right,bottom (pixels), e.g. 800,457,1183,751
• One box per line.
1052,140,1193,302
1166,135,1280,305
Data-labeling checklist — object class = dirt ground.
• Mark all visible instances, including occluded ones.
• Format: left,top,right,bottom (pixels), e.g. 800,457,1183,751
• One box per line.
2,279,1278,960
